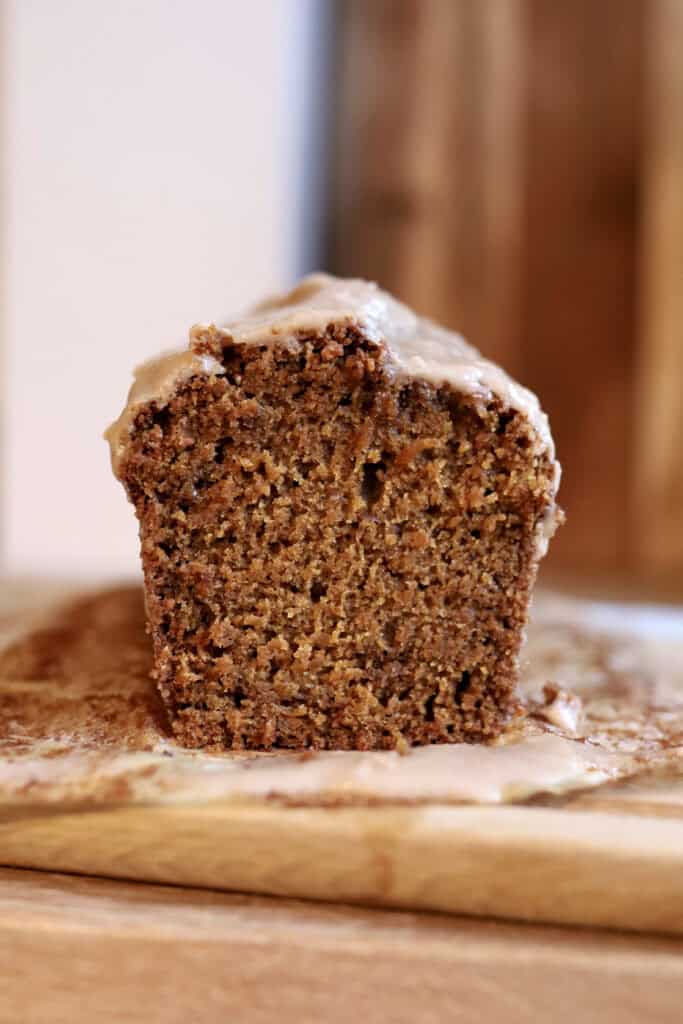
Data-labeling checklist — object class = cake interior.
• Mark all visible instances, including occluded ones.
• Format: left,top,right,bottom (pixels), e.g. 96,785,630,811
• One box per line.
120,326,555,750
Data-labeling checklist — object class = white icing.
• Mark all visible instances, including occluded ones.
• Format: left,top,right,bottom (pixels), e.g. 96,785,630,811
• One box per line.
0,730,622,807
534,689,584,736
180,732,616,805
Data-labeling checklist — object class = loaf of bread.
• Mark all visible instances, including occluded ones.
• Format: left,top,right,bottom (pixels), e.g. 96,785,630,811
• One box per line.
106,274,560,750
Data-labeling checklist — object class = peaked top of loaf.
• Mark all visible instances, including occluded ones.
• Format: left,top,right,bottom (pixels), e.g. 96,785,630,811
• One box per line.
106,273,559,498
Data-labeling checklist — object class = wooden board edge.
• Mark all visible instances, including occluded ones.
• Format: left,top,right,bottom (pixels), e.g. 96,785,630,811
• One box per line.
0,800,681,935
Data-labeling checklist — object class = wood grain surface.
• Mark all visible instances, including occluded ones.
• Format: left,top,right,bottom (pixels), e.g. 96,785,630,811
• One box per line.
635,0,683,570
332,0,683,576
1,867,682,1024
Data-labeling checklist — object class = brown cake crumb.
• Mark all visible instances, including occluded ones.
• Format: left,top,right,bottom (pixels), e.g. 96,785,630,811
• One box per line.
106,275,560,751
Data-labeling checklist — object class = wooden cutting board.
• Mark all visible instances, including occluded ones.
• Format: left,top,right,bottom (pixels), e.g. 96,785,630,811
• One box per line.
1,579,682,936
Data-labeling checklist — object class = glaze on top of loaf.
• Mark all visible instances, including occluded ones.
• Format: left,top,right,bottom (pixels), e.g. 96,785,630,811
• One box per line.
105,274,561,545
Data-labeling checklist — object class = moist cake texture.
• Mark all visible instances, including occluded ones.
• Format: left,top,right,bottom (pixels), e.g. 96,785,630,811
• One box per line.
106,274,561,751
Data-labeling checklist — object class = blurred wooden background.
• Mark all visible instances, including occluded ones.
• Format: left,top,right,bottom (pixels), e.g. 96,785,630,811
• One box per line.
331,0,683,576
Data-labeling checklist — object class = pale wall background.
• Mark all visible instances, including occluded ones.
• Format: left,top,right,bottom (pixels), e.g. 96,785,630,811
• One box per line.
1,0,331,577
